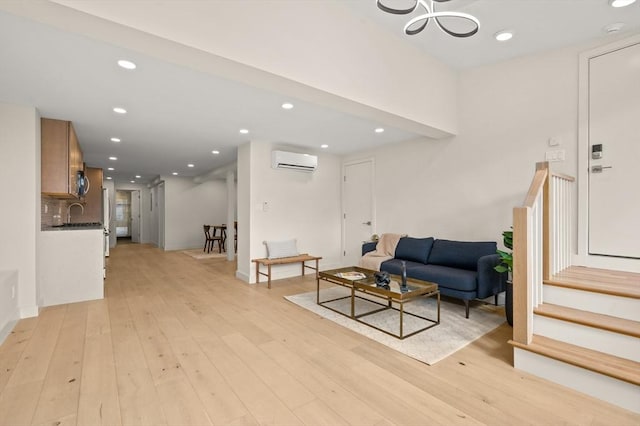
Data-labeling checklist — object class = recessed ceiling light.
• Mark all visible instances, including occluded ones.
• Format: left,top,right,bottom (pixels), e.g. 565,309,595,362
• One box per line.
281,102,294,110
212,150,220,155
117,59,137,70
375,128,385,133
110,137,121,143
610,0,636,7
603,22,625,33
495,30,514,41
113,107,127,114
321,144,329,149
135,175,141,179
107,167,114,171
187,163,195,168
172,172,179,176
109,156,117,161
239,129,249,134
130,180,135,183
106,176,112,180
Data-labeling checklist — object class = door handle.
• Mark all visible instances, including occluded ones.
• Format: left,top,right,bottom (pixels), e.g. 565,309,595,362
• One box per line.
591,165,613,173
362,221,372,226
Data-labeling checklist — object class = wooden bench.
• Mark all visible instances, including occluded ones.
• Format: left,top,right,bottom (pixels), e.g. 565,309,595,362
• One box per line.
252,254,322,289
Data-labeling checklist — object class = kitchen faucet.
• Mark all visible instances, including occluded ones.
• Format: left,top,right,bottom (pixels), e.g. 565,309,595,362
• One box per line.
67,202,84,223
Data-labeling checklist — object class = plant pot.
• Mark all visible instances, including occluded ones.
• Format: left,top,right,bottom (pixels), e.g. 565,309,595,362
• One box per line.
505,280,513,326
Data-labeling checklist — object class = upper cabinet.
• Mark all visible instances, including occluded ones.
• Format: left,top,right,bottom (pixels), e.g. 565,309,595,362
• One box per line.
41,118,84,199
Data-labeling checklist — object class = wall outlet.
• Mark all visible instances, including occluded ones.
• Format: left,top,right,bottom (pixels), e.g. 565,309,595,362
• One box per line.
262,201,269,212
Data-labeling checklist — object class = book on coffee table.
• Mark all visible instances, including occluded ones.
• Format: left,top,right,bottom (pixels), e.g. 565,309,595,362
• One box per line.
336,271,367,280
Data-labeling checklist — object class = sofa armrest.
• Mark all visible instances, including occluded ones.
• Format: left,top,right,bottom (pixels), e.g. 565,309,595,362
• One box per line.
362,241,377,256
477,254,507,299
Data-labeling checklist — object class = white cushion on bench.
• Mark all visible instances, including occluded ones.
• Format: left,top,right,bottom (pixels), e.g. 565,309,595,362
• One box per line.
265,239,299,259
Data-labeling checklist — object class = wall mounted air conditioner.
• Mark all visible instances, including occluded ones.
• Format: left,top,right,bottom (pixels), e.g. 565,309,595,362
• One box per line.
271,150,318,172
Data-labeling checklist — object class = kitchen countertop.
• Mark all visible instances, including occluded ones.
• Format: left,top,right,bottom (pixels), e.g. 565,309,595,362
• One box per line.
42,222,104,231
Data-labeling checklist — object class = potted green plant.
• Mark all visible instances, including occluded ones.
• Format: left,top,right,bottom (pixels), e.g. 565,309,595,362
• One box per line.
494,229,513,326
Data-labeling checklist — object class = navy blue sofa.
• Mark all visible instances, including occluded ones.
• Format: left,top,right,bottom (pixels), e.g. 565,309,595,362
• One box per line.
362,237,506,318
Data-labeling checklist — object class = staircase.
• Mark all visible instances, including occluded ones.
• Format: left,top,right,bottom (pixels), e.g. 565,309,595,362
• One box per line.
509,163,640,414
510,266,640,413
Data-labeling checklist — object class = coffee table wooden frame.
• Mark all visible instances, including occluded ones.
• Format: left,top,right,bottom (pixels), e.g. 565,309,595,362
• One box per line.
317,266,440,339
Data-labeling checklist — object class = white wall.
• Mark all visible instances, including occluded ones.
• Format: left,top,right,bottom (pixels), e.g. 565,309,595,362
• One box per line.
344,40,590,247
0,103,39,338
238,141,342,283
162,176,228,251
236,143,251,281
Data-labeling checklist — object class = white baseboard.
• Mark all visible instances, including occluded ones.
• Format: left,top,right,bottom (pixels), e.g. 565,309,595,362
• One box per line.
573,254,640,273
20,305,39,318
0,313,18,346
235,270,250,283
514,348,640,414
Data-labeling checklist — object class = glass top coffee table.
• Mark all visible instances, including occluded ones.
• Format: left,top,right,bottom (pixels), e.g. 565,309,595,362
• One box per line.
317,266,440,339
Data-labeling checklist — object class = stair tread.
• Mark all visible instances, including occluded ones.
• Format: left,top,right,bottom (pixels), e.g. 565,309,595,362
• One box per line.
535,303,640,338
545,266,640,299
510,335,640,386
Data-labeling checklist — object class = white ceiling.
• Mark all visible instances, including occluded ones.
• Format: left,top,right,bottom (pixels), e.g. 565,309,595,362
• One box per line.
1,1,639,184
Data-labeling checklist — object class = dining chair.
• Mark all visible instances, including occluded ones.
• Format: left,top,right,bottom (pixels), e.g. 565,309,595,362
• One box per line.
203,225,223,253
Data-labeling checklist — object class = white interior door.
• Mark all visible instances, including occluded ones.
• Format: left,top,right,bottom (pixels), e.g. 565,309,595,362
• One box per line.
343,160,374,266
131,190,141,243
588,42,640,259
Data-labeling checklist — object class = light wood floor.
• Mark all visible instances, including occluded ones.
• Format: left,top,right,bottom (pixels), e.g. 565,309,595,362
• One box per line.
1,244,638,426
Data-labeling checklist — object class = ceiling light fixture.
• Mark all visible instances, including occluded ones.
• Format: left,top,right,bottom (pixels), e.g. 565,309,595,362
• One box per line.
130,180,135,183
113,107,127,114
495,30,513,41
107,167,114,171
212,150,220,155
135,175,141,179
110,137,121,142
108,156,117,161
321,144,329,149
281,102,294,110
117,59,137,70
187,163,195,168
375,128,385,133
172,172,178,175
609,0,636,7
239,129,249,134
106,176,112,180
377,0,480,38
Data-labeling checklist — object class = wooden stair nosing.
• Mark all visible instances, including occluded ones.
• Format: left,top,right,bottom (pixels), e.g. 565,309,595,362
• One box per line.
534,303,640,338
543,279,640,299
509,335,640,386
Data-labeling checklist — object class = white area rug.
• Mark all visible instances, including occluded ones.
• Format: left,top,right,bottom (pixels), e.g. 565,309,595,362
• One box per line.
285,286,505,365
182,249,228,260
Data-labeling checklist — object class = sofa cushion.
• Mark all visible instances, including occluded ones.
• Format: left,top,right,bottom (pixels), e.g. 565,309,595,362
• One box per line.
394,237,434,264
380,259,424,276
407,264,479,292
427,240,497,271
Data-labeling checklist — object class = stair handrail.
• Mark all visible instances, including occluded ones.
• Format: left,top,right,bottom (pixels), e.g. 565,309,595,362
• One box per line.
513,162,548,345
512,162,575,345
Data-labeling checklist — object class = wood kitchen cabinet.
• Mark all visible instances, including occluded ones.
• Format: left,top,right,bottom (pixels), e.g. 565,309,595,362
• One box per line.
41,118,84,198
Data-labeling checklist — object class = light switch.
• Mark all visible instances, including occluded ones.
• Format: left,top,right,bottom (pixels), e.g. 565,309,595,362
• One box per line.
545,149,565,162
